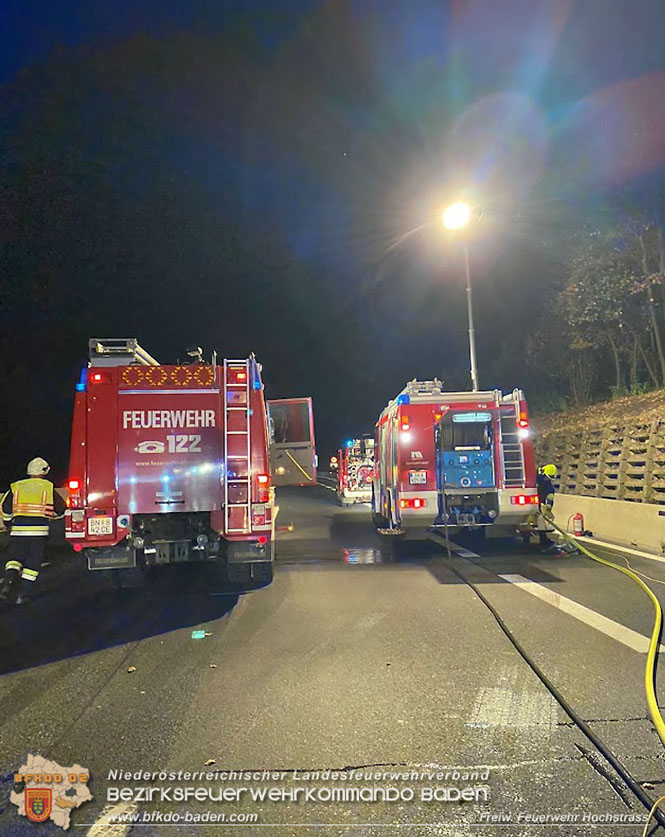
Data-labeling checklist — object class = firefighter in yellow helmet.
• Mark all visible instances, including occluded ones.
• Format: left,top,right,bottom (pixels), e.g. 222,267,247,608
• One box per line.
0,458,66,606
536,463,560,551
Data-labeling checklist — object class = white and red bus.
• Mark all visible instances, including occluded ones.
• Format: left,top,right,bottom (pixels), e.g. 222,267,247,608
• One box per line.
268,397,317,486
337,436,374,506
372,380,537,536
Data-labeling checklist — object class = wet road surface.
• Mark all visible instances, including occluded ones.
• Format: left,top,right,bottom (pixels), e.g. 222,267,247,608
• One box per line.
0,485,664,835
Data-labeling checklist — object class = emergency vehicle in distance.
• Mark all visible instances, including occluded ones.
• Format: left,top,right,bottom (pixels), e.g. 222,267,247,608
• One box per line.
337,436,374,506
373,379,537,537
65,339,274,587
268,397,317,486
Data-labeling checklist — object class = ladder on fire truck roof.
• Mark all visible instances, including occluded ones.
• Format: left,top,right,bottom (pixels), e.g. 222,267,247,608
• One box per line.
223,359,252,535
88,338,160,366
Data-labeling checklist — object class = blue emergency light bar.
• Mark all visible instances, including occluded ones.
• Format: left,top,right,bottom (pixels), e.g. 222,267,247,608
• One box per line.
396,394,410,405
75,368,87,392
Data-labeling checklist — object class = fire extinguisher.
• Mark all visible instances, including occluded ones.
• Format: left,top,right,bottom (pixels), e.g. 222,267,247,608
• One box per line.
572,512,584,536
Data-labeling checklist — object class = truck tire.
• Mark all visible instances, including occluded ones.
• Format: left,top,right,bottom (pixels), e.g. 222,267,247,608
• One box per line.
115,566,146,589
250,561,273,586
91,569,120,593
371,487,388,528
227,563,252,588
91,566,145,592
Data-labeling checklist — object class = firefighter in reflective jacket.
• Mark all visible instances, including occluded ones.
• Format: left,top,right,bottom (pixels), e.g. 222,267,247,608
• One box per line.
537,463,559,550
0,457,66,605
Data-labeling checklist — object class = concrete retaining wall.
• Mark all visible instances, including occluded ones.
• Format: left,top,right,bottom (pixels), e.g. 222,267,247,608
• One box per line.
553,493,665,556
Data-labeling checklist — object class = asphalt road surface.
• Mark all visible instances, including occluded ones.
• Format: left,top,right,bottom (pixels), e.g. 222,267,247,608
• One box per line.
1,485,664,836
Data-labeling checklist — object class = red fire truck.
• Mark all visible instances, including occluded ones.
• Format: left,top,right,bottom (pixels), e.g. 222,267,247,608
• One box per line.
337,437,374,506
373,380,537,536
65,339,274,587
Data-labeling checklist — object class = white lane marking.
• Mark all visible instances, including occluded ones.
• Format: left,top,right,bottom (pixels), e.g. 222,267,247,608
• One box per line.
499,573,665,654
450,545,481,558
576,535,665,565
428,532,480,558
319,483,336,492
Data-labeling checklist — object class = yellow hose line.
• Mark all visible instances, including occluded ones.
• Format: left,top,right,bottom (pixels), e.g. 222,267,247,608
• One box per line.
285,450,314,482
550,519,665,748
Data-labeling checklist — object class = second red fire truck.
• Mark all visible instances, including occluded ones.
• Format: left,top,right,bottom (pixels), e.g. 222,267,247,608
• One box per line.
66,339,275,588
372,379,537,537
336,436,374,506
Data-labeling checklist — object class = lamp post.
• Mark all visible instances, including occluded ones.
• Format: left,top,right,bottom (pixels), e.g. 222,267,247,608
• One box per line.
442,201,479,392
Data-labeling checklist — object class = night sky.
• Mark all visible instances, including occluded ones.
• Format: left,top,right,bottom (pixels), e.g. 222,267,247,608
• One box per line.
2,0,665,483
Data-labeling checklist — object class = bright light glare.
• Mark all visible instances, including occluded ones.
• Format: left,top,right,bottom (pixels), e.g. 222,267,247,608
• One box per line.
518,428,530,439
442,201,471,230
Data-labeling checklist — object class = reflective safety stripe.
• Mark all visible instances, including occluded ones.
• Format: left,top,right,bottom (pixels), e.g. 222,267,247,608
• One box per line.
5,560,23,572
10,526,49,536
21,569,39,581
10,479,55,519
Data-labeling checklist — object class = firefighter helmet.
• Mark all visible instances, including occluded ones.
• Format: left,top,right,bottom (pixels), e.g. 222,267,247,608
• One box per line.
541,463,557,478
27,457,50,476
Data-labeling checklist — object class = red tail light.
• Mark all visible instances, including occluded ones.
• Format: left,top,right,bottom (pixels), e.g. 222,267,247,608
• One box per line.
257,474,269,486
68,478,81,491
399,497,426,509
511,494,538,505
227,367,248,384
517,407,529,428
90,372,105,383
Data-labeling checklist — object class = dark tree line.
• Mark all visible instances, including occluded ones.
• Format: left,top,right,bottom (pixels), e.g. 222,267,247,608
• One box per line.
525,195,665,409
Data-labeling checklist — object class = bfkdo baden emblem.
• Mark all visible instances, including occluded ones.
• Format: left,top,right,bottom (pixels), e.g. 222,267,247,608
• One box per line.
25,788,52,823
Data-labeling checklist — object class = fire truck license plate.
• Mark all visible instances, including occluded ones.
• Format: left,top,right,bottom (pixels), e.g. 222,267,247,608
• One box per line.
87,517,113,535
409,471,427,485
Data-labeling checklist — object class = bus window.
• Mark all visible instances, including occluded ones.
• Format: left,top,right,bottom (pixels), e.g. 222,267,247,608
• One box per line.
267,398,317,486
270,401,312,444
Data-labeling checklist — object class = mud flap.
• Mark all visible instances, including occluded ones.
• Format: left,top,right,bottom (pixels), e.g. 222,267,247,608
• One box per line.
227,539,274,564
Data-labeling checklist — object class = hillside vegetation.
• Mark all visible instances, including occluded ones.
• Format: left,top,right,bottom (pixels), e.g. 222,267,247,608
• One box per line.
533,389,665,440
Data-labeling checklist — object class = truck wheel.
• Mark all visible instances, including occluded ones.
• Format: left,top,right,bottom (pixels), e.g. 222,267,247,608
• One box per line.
115,566,146,589
91,569,121,592
250,561,273,586
371,488,388,528
227,563,252,588
91,566,145,592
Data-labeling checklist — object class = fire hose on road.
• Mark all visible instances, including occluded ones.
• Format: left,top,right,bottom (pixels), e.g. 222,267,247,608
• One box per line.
443,509,665,832
548,516,665,834
547,517,665,750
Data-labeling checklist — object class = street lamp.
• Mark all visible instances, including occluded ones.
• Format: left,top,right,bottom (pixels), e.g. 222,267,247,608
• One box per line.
442,201,479,392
